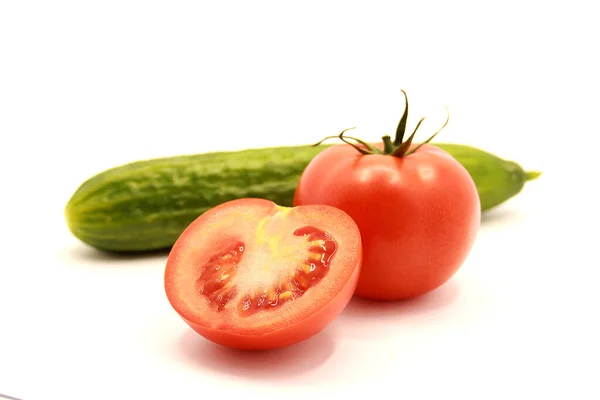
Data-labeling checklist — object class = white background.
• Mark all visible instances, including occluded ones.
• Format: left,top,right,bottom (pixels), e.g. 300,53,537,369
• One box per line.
1,1,599,399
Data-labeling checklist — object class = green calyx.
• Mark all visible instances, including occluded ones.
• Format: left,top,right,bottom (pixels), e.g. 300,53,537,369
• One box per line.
314,90,450,157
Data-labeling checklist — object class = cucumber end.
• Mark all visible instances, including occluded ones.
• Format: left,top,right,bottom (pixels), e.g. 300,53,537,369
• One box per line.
525,171,542,181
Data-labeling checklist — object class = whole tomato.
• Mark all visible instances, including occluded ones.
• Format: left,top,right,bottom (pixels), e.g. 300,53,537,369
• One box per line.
293,91,480,301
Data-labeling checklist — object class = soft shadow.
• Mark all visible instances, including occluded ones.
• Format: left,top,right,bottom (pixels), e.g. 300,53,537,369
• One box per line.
61,243,170,264
176,327,336,380
480,206,525,228
339,281,461,338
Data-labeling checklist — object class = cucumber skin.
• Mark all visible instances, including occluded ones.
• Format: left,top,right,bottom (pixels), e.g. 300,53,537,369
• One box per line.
65,143,531,252
434,144,530,212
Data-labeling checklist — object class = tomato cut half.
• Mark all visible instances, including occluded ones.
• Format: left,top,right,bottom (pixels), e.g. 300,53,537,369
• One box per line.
164,198,362,350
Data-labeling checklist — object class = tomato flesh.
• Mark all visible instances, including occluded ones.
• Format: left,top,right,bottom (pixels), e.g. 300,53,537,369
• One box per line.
164,198,361,350
195,241,244,312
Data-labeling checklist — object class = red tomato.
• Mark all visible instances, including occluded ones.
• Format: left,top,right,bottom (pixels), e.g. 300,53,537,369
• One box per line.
164,198,362,350
293,142,480,301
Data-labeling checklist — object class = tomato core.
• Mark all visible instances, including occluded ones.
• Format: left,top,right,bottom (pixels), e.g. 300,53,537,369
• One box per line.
238,225,337,316
194,224,338,317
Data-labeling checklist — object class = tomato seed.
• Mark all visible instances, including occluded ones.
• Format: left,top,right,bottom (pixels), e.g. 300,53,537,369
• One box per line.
236,226,337,317
197,227,337,316
195,241,245,310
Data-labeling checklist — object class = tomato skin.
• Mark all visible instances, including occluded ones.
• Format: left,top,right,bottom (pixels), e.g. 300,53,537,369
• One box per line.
293,143,480,301
164,198,362,350
180,265,360,350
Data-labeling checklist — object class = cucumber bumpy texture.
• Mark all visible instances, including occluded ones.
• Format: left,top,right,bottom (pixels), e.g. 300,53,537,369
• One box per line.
64,143,540,252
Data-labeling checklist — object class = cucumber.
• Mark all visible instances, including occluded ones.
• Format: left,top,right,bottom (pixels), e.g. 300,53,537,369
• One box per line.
434,143,541,211
65,143,540,252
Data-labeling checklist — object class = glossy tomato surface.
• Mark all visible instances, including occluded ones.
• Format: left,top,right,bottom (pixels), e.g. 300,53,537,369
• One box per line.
294,143,480,301
164,198,362,350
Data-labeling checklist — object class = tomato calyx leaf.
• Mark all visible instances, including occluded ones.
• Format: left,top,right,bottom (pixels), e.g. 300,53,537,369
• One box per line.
312,128,383,155
313,89,450,158
392,117,426,157
404,107,450,156
393,89,410,146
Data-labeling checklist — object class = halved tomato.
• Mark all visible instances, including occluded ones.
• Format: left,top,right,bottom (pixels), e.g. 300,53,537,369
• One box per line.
164,198,362,350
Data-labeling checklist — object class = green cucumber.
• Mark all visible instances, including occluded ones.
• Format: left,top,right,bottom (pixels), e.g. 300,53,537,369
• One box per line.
434,143,540,211
65,143,540,252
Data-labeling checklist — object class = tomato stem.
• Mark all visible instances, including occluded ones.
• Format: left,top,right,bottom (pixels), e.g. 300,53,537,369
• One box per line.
314,89,450,158
382,135,394,154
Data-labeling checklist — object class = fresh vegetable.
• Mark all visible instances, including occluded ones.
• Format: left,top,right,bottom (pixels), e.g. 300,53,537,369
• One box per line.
294,91,481,300
428,143,541,211
64,141,539,253
164,198,362,350
64,145,323,252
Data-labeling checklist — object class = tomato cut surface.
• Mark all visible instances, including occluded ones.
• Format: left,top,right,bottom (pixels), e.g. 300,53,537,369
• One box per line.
164,198,362,350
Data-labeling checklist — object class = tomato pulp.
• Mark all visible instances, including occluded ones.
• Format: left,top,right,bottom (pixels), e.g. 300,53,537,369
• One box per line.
164,198,362,350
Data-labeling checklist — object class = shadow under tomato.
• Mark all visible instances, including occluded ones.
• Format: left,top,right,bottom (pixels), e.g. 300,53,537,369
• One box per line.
339,281,461,338
176,326,337,379
480,206,526,228
63,243,170,264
